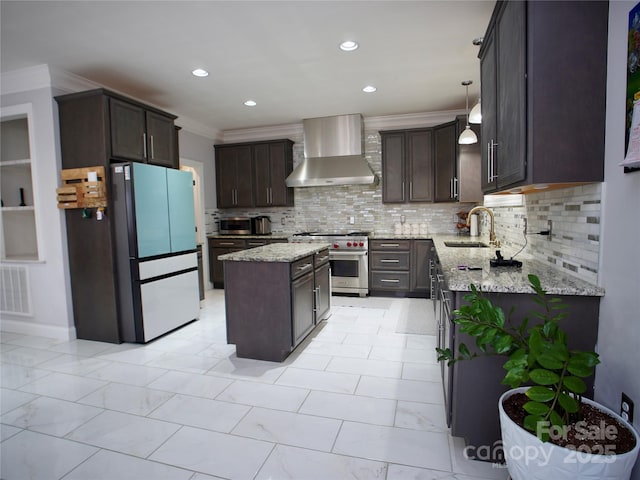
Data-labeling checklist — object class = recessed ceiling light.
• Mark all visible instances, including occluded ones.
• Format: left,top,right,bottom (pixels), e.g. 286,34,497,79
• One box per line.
191,68,209,77
339,40,359,52
362,85,377,93
244,100,257,107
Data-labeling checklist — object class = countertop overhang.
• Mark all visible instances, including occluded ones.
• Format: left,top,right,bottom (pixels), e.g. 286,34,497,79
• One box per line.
218,243,330,263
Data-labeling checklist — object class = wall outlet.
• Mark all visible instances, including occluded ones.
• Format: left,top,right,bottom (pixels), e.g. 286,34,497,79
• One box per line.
349,216,355,225
547,219,553,241
523,217,527,235
621,393,634,424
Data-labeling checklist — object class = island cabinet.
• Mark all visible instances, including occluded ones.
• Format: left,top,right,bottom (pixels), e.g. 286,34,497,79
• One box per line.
214,139,294,209
208,236,287,288
381,129,434,203
222,245,330,362
56,89,178,169
479,0,608,193
369,239,432,298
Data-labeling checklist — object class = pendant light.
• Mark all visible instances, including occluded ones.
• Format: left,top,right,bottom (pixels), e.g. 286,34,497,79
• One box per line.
458,80,478,145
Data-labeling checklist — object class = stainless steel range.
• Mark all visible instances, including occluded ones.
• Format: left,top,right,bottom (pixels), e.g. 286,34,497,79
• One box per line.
290,232,369,297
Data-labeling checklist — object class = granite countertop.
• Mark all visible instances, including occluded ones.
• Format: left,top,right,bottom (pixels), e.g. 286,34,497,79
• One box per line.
430,235,604,297
218,242,331,263
207,234,291,240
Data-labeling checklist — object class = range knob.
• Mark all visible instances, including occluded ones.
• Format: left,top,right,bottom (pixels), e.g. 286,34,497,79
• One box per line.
333,243,339,249
347,242,352,247
359,241,365,247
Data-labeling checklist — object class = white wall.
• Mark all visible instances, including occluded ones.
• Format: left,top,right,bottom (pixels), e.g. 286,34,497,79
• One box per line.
1,83,75,339
597,2,640,476
179,129,218,210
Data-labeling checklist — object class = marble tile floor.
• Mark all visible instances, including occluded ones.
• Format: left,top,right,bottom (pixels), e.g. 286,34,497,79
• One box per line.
0,290,509,480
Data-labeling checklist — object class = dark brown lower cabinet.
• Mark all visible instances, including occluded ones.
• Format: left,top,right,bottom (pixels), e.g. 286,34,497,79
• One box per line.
448,292,600,454
369,239,433,298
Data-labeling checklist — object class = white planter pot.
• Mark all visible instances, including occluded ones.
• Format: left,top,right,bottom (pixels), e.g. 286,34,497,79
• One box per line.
499,387,640,480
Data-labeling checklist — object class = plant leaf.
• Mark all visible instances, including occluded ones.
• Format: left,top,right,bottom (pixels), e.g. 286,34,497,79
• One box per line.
524,414,542,433
536,353,565,370
524,401,550,415
558,393,579,414
495,334,513,354
563,376,587,394
569,351,600,368
526,386,555,402
529,368,560,385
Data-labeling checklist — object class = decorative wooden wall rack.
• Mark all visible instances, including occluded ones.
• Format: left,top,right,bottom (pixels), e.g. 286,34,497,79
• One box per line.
57,166,107,209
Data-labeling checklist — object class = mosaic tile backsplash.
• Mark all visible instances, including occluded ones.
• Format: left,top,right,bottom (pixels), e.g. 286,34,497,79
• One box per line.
206,128,602,285
488,183,602,285
205,128,476,236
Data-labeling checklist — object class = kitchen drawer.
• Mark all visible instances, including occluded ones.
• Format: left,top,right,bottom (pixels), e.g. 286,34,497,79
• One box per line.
370,239,411,251
370,251,410,271
370,271,410,290
246,239,268,248
210,238,247,248
314,249,330,268
291,255,314,280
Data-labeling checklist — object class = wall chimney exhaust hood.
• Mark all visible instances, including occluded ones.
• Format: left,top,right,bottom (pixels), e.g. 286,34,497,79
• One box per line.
285,114,378,187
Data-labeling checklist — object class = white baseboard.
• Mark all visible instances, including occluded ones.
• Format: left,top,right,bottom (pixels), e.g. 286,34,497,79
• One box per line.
0,319,76,341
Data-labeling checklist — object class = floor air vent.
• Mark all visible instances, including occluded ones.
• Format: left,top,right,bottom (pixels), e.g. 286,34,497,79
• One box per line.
1,265,32,316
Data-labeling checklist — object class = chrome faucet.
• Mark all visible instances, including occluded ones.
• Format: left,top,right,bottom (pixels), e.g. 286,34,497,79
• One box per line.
466,206,501,247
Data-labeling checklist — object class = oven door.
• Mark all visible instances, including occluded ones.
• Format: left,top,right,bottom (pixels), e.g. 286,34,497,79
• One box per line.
329,250,368,296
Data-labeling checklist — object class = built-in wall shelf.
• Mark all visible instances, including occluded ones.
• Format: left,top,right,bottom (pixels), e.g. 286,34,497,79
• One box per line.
0,158,31,166
1,206,35,212
1,114,39,261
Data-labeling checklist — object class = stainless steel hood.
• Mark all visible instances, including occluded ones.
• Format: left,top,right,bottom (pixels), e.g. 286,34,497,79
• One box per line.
285,114,378,187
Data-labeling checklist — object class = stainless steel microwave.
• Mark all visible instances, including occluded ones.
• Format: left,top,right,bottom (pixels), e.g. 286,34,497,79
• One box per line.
219,217,251,235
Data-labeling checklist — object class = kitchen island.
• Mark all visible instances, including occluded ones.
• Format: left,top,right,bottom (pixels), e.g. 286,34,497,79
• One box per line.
219,243,331,362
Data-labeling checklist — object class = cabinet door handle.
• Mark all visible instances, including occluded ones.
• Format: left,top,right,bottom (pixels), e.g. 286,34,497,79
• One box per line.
449,178,454,199
150,135,155,159
218,242,235,246
401,181,405,202
453,177,459,199
380,279,400,283
380,259,400,263
380,243,400,247
486,142,490,183
409,181,413,200
297,263,313,271
143,133,148,158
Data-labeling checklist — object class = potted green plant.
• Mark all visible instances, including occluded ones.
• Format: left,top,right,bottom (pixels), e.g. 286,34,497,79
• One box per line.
437,274,639,480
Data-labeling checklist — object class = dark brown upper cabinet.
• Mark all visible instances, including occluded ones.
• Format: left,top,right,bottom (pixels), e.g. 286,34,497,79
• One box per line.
381,128,433,203
434,118,483,203
479,0,608,193
253,140,294,207
215,144,254,208
215,139,294,209
56,88,178,170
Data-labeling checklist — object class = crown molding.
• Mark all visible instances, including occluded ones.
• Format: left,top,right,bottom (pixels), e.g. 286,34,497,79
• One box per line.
364,110,467,130
176,118,222,142
1,64,53,95
222,123,303,144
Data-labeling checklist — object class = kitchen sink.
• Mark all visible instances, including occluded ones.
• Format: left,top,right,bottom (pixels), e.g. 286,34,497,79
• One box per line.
444,241,489,248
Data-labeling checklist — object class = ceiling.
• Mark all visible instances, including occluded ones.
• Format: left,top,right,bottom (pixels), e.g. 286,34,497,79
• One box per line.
1,1,495,137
